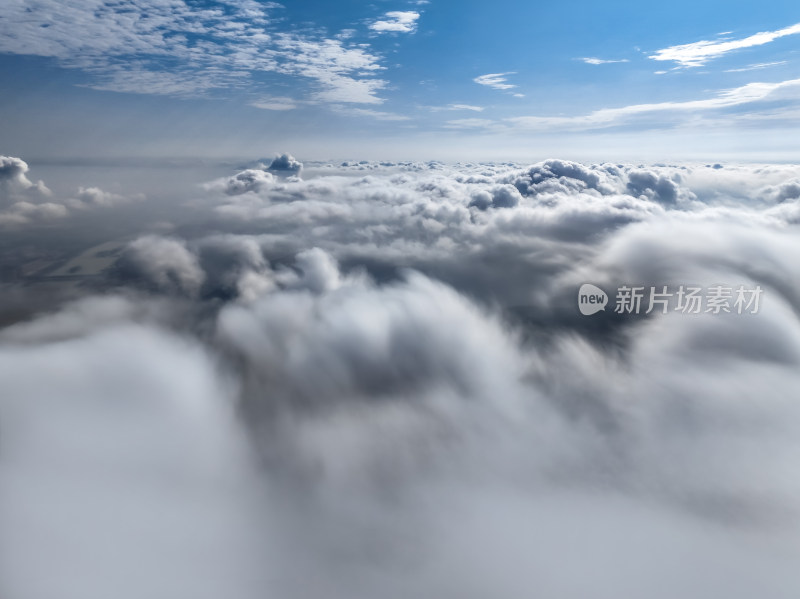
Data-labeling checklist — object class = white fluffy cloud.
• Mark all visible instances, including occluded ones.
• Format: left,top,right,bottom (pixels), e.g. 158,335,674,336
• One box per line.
0,155,62,226
369,11,420,33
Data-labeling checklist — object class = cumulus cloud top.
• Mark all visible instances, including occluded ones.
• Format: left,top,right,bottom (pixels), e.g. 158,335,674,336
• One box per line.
267,153,303,174
205,169,276,195
0,155,51,202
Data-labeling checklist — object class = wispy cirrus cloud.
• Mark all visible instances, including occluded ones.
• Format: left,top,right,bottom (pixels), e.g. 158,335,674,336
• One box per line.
725,61,788,73
272,35,387,105
369,11,420,34
651,22,800,68
428,104,485,112
250,97,298,111
507,77,800,131
474,72,517,91
448,104,485,112
443,118,497,129
330,106,411,121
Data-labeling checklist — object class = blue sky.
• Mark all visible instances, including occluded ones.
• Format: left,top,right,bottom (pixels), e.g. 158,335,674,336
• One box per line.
1,0,799,160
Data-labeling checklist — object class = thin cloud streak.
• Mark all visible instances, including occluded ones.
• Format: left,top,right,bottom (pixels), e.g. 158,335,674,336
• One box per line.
474,72,517,91
651,22,800,67
581,57,630,65
507,78,800,131
725,61,788,73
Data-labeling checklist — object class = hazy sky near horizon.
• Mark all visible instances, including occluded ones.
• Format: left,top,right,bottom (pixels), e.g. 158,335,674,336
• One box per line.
1,0,800,161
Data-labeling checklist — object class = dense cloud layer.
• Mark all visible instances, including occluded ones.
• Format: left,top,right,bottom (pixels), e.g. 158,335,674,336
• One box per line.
2,157,800,598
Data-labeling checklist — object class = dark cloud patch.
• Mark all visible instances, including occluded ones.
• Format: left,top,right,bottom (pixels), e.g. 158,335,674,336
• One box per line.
469,184,522,210
267,153,303,174
0,155,30,182
626,168,693,205
761,179,800,203
504,159,620,196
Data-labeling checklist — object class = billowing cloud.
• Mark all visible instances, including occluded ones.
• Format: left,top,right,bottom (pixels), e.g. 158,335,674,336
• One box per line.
268,153,303,174
469,184,522,210
0,156,52,206
4,158,800,598
626,168,694,205
118,236,206,296
205,169,276,195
